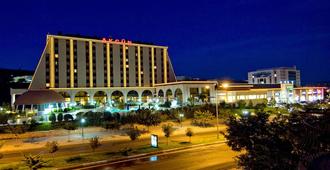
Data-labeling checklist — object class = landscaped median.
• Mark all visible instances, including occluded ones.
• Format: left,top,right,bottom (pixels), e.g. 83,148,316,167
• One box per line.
0,123,229,169
59,140,229,170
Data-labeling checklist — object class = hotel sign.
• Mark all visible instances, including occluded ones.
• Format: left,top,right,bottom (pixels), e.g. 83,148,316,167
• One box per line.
102,38,132,44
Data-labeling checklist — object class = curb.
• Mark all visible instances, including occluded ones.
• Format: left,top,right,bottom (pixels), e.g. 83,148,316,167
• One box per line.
58,140,227,170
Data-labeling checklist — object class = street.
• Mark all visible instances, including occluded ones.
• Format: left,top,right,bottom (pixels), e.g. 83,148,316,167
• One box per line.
81,142,239,170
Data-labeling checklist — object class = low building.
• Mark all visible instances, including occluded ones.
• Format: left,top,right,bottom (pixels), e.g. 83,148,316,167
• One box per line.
216,83,324,104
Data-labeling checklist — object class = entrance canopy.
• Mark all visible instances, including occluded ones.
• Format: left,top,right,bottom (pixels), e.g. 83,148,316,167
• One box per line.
14,90,65,105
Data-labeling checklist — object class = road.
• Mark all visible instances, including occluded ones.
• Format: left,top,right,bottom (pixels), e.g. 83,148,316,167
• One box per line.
81,142,239,170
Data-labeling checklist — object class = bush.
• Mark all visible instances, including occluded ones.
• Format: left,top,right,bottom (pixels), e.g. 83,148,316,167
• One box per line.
185,128,194,142
160,101,171,108
28,119,39,131
63,114,73,122
45,141,59,154
126,127,141,141
89,136,101,152
192,110,215,127
23,154,47,169
162,123,175,145
34,123,53,131
57,113,63,122
102,121,121,130
49,113,56,123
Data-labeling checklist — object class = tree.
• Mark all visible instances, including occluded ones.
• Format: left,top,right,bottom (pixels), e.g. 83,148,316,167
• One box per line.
223,110,330,169
89,136,101,152
247,100,254,109
57,113,63,122
162,123,175,145
102,121,121,131
49,113,56,123
136,109,161,131
63,122,77,142
192,110,215,127
126,127,141,141
45,141,59,159
237,100,246,109
185,128,194,143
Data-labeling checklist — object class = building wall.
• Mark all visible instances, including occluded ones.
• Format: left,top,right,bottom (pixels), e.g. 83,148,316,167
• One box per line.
29,35,176,90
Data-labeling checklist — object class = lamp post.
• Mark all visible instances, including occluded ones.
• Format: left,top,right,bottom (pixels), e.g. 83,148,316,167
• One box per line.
81,118,85,139
214,84,219,139
206,84,219,139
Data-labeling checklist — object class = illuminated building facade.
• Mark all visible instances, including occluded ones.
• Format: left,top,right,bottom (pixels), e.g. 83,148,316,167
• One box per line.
248,66,301,86
25,34,181,105
217,83,324,104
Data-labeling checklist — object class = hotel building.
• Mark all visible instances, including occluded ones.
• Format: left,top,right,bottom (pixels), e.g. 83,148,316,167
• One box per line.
16,34,215,107
11,34,325,113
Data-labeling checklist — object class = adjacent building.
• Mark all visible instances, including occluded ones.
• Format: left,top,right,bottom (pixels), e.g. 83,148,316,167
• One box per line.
248,66,301,86
216,83,324,104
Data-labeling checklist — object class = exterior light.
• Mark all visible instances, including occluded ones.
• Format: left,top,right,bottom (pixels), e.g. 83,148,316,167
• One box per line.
222,83,229,88
205,85,210,89
242,110,249,115
81,118,86,124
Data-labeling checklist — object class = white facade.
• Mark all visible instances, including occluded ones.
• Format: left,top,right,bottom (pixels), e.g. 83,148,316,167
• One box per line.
248,66,301,86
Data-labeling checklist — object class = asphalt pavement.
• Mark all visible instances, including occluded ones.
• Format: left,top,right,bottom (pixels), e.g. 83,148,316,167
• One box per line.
79,142,239,170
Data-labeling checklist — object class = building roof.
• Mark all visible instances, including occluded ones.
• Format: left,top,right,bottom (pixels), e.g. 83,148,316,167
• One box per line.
251,66,298,72
14,90,65,105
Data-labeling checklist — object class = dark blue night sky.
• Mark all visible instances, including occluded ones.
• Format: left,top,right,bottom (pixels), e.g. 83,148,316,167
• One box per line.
0,0,329,83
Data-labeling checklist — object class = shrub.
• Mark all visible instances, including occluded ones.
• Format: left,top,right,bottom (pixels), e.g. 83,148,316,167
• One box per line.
102,121,121,130
63,114,73,122
45,141,59,155
162,123,175,145
89,136,101,152
126,127,141,141
57,113,63,122
49,113,56,123
185,128,194,143
192,110,214,127
23,154,47,169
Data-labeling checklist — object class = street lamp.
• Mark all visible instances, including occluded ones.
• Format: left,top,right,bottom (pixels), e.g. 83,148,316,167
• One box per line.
207,84,220,139
81,118,86,139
